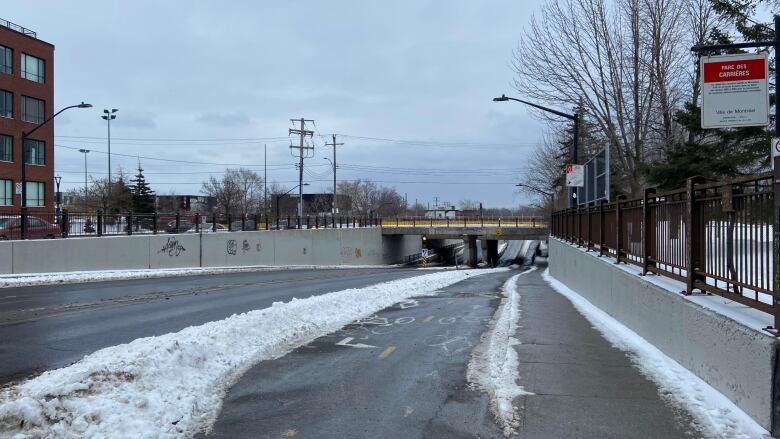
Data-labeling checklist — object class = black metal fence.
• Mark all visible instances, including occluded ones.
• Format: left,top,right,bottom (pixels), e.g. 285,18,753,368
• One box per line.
551,172,775,317
0,211,384,241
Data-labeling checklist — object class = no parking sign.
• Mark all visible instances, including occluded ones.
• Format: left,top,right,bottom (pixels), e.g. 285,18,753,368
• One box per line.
773,138,780,169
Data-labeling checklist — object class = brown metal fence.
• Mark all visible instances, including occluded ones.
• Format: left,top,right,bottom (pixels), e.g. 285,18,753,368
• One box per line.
551,172,776,318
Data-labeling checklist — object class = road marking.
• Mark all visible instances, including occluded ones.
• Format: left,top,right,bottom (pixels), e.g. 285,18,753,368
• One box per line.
336,337,377,349
281,428,298,437
423,315,434,323
404,406,414,417
378,346,396,359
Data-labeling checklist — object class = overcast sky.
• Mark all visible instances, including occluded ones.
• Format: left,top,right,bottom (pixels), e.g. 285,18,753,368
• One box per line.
4,1,548,208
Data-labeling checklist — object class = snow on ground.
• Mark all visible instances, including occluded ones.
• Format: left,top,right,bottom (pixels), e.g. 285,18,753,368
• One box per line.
542,269,770,439
0,264,398,288
467,268,535,437
0,267,507,438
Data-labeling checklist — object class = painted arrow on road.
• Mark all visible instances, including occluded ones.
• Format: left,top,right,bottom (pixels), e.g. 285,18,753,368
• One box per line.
335,337,377,349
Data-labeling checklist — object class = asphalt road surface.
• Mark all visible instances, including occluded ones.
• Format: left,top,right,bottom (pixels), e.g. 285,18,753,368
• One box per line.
0,267,427,384
203,269,517,439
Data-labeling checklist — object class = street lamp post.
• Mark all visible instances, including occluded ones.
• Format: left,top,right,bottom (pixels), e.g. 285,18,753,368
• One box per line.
79,149,90,210
276,183,309,220
20,102,91,239
54,174,62,222
324,157,336,214
493,94,579,207
101,109,117,212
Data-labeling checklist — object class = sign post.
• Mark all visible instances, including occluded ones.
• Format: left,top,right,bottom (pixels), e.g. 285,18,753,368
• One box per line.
565,164,584,188
701,53,769,129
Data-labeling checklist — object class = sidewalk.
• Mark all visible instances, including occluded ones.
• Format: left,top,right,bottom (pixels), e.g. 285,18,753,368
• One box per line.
512,267,700,439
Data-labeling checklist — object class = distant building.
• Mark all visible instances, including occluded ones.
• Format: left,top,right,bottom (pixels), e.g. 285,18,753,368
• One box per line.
424,204,458,219
0,19,55,212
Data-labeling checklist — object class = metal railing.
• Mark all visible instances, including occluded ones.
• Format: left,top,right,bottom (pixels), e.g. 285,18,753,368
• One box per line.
380,216,547,228
0,18,36,38
551,172,775,318
0,211,385,240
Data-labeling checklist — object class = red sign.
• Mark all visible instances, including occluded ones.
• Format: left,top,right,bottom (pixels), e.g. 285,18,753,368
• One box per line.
565,164,573,173
703,58,766,83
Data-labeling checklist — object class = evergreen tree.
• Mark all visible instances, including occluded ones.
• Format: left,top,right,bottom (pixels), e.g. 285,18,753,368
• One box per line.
131,164,156,214
645,0,774,190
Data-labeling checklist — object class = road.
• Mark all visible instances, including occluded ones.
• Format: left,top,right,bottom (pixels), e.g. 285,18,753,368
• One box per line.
0,267,427,384
203,269,516,439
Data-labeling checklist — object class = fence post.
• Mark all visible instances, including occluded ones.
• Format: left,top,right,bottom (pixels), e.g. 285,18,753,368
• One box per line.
127,212,133,235
20,208,27,240
153,212,158,234
265,215,270,230
684,176,705,294
315,215,319,229
598,199,606,257
306,215,310,229
615,195,626,263
641,188,657,275
585,203,592,251
97,210,103,237
61,209,69,238
195,213,201,233
241,214,246,231
212,214,217,232
773,156,780,330
227,213,232,232
175,211,181,234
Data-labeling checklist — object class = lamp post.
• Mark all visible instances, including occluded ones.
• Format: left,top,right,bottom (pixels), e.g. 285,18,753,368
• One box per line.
54,174,62,222
493,94,579,207
324,157,336,214
276,183,309,220
101,109,117,212
79,149,90,210
20,102,91,239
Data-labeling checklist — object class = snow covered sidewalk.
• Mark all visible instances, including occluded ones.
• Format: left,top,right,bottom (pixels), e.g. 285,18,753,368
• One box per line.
0,268,504,438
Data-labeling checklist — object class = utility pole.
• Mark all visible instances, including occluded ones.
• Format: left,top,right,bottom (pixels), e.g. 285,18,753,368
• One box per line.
324,134,343,214
102,109,117,212
79,149,90,210
264,144,267,216
289,118,314,218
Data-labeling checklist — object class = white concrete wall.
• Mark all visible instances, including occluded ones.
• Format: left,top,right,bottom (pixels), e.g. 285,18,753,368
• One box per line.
0,228,413,275
548,238,779,433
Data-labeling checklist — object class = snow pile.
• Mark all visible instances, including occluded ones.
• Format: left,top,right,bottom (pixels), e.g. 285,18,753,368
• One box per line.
467,268,535,437
542,269,770,439
0,268,504,438
0,264,396,288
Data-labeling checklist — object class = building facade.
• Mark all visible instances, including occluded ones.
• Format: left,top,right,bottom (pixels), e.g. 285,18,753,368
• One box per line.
0,19,54,212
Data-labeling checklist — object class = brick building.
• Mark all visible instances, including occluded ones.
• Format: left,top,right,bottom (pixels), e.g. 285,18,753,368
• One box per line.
0,19,54,212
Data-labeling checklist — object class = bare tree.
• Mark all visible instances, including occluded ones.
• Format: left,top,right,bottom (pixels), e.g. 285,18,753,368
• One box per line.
201,168,264,215
514,0,687,195
336,179,405,215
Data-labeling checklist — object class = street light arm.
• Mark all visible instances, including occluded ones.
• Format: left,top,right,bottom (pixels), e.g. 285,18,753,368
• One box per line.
516,183,554,198
23,102,91,139
494,95,575,120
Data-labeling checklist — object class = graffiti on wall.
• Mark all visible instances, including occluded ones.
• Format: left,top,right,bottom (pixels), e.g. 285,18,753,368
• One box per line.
158,237,186,257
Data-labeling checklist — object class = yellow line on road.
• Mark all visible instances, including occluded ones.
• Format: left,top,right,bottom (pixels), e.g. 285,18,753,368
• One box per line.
378,346,396,359
423,315,434,323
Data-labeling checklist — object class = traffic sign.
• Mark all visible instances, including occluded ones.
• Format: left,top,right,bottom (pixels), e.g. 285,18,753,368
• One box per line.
565,164,584,187
701,53,769,129
772,138,780,169
14,183,22,195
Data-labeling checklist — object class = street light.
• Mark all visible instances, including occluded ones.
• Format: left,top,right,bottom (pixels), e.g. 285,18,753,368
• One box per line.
20,102,91,239
276,183,309,219
323,157,336,214
515,183,554,199
54,174,62,221
101,109,118,212
493,94,579,207
78,149,90,210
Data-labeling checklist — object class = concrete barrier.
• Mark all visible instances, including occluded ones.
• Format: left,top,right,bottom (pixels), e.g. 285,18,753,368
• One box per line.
548,238,779,433
0,228,419,275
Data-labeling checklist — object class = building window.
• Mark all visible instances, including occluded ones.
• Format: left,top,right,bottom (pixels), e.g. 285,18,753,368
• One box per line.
26,181,44,207
0,135,11,162
0,90,11,118
0,179,11,206
24,139,44,165
0,46,11,75
21,54,44,83
22,96,44,124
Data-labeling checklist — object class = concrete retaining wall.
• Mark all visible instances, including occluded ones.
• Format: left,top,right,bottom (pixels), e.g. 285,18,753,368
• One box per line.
0,228,418,275
548,238,779,433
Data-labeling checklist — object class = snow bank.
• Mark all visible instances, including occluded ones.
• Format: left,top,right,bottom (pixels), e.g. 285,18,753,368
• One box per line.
0,268,505,438
542,269,770,439
0,264,396,288
467,268,535,437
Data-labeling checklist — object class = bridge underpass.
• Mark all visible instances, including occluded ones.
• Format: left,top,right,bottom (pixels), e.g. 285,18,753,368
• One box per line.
381,224,549,267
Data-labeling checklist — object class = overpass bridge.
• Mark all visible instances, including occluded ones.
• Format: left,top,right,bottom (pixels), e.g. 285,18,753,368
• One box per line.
380,218,549,266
